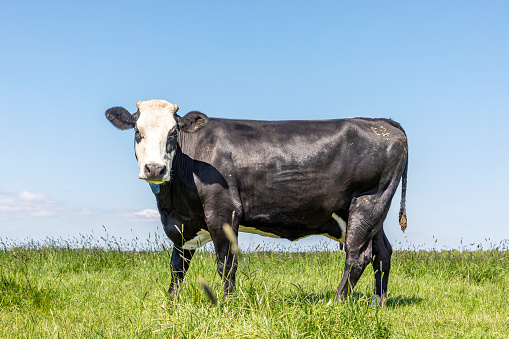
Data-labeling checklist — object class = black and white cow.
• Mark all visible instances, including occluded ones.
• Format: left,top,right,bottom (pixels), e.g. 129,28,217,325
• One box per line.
106,99,408,303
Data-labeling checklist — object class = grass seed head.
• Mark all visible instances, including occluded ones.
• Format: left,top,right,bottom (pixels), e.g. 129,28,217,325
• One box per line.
223,224,241,257
198,277,217,305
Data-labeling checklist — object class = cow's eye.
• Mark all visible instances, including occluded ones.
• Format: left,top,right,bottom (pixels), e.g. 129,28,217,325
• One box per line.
134,129,142,143
166,129,177,153
166,136,176,153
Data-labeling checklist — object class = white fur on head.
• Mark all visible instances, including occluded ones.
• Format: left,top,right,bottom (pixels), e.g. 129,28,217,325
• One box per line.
135,99,179,183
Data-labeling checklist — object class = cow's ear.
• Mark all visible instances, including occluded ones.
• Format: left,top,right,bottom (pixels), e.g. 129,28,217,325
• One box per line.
105,107,139,130
178,111,208,133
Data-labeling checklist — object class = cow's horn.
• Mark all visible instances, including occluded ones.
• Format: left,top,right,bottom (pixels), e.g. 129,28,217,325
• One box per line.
136,101,142,109
174,104,179,113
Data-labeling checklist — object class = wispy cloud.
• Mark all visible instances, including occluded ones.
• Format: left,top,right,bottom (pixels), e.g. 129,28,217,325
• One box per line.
134,209,160,219
18,191,47,202
0,191,58,217
0,190,165,242
0,190,160,222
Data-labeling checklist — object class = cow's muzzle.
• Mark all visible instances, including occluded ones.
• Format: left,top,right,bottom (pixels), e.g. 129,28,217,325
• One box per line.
143,163,167,182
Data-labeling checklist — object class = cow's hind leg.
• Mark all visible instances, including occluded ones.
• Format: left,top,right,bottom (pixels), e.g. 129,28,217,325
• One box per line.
168,245,195,297
334,186,396,302
333,208,377,302
371,227,392,306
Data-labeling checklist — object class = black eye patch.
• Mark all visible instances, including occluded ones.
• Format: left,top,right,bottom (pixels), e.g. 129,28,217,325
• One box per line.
134,128,142,143
166,126,178,153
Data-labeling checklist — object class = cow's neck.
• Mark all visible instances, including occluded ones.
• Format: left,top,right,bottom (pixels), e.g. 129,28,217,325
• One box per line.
155,145,202,218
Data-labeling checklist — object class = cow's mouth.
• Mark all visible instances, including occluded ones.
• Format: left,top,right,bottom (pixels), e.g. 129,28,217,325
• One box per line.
144,178,167,184
141,163,168,184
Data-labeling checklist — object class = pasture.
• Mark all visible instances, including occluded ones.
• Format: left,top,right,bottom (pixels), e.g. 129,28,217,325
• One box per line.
1,236,508,338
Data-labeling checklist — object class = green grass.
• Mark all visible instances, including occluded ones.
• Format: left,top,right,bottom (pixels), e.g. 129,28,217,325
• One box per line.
1,239,508,338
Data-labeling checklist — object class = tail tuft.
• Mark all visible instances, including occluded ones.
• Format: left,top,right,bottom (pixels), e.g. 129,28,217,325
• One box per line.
399,210,407,232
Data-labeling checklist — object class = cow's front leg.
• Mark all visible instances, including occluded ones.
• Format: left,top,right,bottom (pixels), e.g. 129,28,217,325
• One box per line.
168,245,195,297
205,209,240,297
211,229,238,296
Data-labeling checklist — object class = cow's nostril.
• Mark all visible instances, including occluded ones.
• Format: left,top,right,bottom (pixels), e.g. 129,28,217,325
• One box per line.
145,164,166,177
145,164,166,178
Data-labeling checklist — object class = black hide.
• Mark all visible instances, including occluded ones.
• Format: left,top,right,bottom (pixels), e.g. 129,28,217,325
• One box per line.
159,116,408,301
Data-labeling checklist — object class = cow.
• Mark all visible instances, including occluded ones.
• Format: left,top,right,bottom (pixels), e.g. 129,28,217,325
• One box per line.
105,99,408,304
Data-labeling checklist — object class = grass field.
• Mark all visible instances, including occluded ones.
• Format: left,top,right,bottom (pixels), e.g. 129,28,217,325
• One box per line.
1,236,508,338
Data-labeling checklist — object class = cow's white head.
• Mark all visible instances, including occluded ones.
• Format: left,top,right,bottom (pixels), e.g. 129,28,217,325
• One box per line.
106,99,208,183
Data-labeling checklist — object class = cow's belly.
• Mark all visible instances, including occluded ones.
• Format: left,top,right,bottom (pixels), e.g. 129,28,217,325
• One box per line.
181,213,346,250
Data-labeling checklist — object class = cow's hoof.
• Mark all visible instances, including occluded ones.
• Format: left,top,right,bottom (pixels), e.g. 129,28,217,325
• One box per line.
168,287,180,298
370,294,381,307
370,294,388,308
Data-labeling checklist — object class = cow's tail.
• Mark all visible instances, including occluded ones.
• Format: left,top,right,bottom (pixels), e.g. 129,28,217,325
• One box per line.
399,153,408,232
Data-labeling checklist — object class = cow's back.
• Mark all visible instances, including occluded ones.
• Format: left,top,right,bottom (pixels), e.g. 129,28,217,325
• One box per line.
180,117,406,234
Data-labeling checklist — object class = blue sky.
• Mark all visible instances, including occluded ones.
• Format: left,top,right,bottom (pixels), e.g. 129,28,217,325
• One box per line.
1,1,508,250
